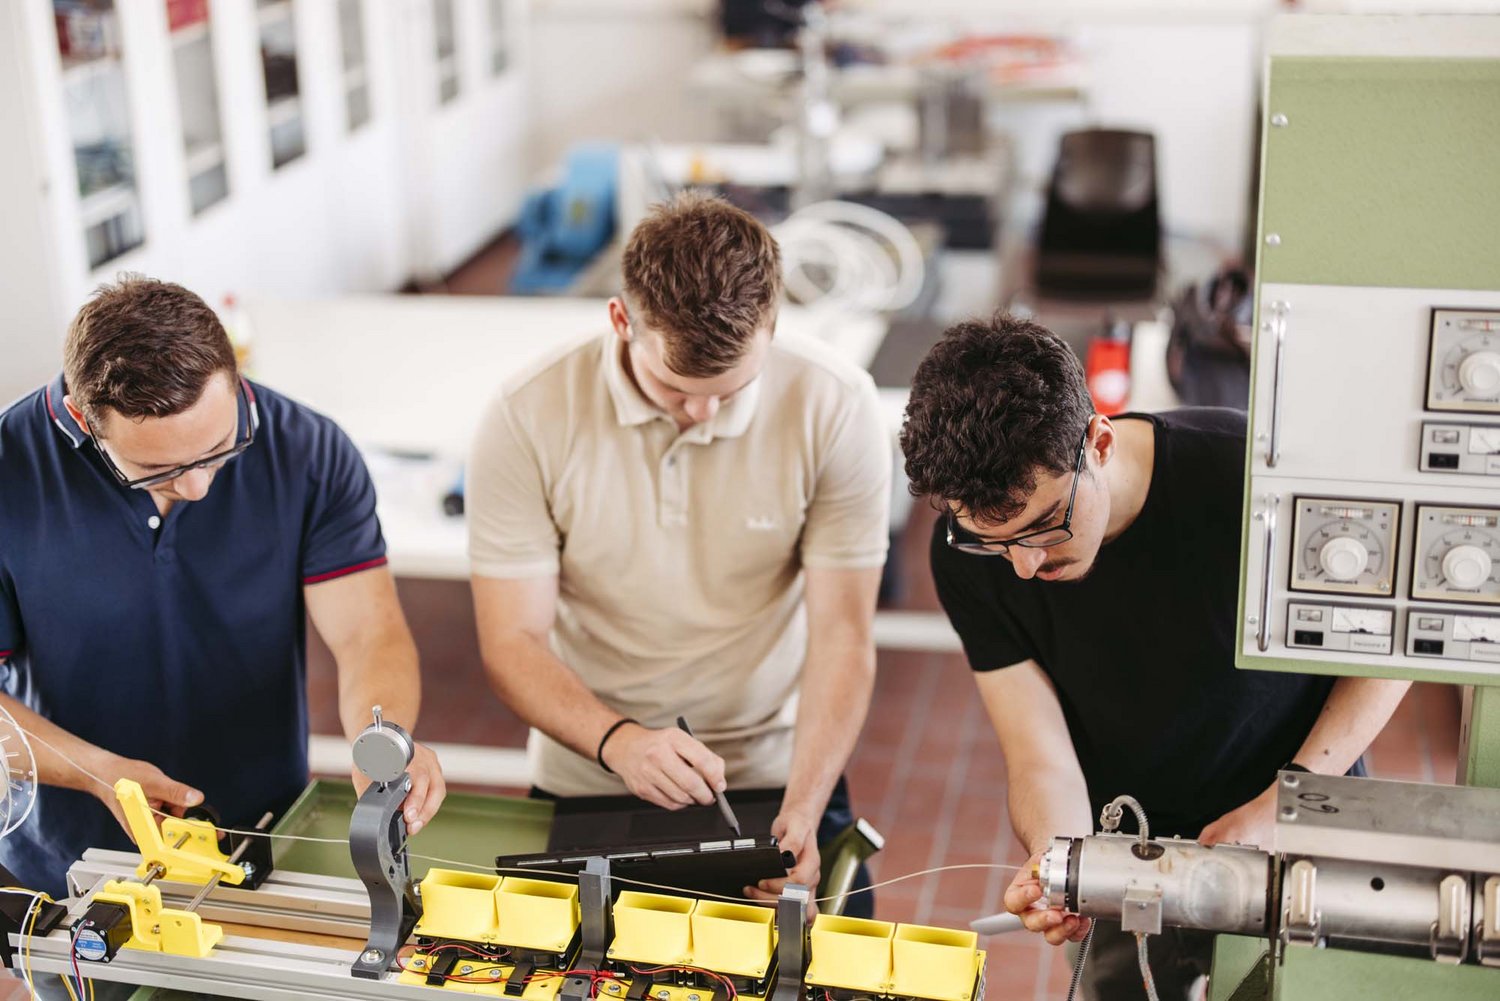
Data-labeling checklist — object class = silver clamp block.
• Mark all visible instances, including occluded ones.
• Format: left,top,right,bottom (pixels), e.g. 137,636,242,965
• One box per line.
1120,885,1163,936
1478,875,1500,968
1431,873,1469,965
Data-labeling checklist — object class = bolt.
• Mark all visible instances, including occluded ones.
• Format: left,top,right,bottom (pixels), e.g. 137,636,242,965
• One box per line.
490,969,503,980
460,965,474,975
363,949,383,964
413,958,427,969
1271,113,1288,127
241,862,255,880
690,994,702,1000
658,991,672,999
1281,806,1297,820
1283,773,1300,787
1266,233,1282,246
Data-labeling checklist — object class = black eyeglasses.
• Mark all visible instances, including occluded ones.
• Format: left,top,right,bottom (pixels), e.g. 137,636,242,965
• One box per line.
93,380,259,491
946,424,1090,556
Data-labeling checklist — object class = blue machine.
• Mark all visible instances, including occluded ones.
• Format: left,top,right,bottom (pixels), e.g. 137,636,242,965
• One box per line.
509,143,619,294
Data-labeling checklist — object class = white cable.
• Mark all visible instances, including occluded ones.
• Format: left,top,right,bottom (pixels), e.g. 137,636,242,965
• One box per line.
774,200,925,314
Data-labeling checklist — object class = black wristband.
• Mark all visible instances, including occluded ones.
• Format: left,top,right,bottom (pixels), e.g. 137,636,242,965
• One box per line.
1280,760,1312,774
596,718,638,775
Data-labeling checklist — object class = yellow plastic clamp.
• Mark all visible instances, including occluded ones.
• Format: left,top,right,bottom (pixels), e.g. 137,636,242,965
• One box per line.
115,779,244,887
92,880,222,959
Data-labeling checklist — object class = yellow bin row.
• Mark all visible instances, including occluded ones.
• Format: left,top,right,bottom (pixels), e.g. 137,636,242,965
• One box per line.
805,915,983,1001
414,869,580,954
607,891,777,980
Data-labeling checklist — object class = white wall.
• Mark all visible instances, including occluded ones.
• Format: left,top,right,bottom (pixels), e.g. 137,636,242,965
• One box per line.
525,0,717,177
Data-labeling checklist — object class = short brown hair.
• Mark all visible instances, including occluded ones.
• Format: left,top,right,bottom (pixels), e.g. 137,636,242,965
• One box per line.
63,275,237,435
621,192,782,377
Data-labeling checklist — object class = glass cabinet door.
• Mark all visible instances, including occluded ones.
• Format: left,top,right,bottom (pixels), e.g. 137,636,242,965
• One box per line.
257,0,305,167
338,0,370,131
434,0,459,104
167,0,228,213
486,0,508,76
53,0,145,268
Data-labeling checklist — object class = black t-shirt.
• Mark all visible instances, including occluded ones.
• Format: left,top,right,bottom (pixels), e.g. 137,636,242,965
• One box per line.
931,407,1333,838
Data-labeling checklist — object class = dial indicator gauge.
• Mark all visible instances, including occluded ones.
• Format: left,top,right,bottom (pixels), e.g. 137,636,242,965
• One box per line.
1411,504,1500,605
1427,309,1500,414
1290,497,1400,597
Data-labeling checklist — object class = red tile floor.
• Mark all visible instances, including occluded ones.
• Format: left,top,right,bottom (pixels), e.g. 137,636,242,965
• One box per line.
306,501,1461,1001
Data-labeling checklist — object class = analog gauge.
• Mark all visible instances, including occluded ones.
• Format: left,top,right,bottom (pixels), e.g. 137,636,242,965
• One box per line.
1469,426,1500,454
1429,310,1500,413
1412,505,1500,605
1454,616,1500,645
1291,498,1399,597
1330,607,1392,635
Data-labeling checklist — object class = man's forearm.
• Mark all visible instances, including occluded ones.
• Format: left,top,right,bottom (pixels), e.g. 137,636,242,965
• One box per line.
484,631,624,759
1292,676,1410,774
336,623,422,740
781,636,875,820
1,692,111,795
1008,763,1094,857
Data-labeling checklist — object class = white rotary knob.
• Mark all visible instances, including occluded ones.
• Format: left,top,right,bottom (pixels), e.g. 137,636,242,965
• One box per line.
1442,545,1493,589
1319,537,1369,582
1458,351,1500,397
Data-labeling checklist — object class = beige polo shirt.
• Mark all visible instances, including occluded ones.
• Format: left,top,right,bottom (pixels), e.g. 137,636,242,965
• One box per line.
468,328,891,796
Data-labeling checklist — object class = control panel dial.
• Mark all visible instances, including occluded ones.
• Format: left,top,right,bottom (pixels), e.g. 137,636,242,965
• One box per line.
1290,497,1399,597
1411,504,1500,605
1427,309,1500,414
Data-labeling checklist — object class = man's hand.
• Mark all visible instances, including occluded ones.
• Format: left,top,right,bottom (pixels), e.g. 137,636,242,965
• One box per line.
91,754,204,841
603,724,726,810
351,741,447,836
1198,783,1277,849
1004,850,1090,946
744,809,821,918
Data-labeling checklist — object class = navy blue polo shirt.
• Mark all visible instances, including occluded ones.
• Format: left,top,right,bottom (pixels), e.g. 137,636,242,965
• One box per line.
0,375,387,895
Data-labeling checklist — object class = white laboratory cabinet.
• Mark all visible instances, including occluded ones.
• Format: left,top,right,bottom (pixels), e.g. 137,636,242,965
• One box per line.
0,0,529,402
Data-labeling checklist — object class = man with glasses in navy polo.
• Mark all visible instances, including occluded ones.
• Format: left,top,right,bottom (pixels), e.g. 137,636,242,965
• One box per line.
0,276,446,896
899,314,1409,1001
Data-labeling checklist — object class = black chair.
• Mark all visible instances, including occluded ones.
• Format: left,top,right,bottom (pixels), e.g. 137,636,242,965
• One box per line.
1036,129,1161,299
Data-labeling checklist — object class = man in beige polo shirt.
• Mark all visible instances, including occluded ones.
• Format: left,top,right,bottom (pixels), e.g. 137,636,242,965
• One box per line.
468,193,889,914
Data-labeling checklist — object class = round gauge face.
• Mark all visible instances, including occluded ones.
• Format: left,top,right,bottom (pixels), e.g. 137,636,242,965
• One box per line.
1298,518,1387,586
1440,334,1500,399
1470,426,1500,454
1423,530,1500,591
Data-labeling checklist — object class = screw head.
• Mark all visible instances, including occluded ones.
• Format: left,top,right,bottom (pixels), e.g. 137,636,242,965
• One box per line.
413,958,426,969
362,948,384,964
460,965,474,975
658,991,672,999
1271,113,1288,127
1266,233,1282,246
691,995,703,1000
490,969,503,980
1281,806,1297,820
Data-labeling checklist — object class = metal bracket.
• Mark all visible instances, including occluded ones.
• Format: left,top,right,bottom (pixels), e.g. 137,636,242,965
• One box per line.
771,884,808,1001
576,857,613,969
348,773,420,979
1478,875,1500,968
1431,873,1470,964
1283,859,1320,947
1120,884,1163,936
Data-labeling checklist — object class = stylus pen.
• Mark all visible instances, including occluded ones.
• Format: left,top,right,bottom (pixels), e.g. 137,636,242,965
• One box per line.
676,716,742,837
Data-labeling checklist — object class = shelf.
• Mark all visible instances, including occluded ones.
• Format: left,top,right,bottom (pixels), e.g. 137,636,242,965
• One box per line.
184,140,225,178
78,182,138,229
171,21,211,47
267,94,302,129
257,0,292,29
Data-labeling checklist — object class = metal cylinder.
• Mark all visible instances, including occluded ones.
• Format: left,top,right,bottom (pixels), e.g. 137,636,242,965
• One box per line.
1280,856,1472,961
1040,834,1273,936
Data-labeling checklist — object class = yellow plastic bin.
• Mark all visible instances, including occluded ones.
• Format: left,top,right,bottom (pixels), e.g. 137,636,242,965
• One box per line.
806,914,895,994
496,877,581,954
892,924,982,1001
413,869,502,943
608,891,695,967
691,900,776,979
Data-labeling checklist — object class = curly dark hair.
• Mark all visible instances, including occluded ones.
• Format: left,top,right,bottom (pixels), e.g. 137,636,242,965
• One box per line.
901,313,1093,523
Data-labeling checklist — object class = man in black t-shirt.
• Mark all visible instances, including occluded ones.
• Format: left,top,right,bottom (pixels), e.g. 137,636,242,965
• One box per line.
900,315,1409,1000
